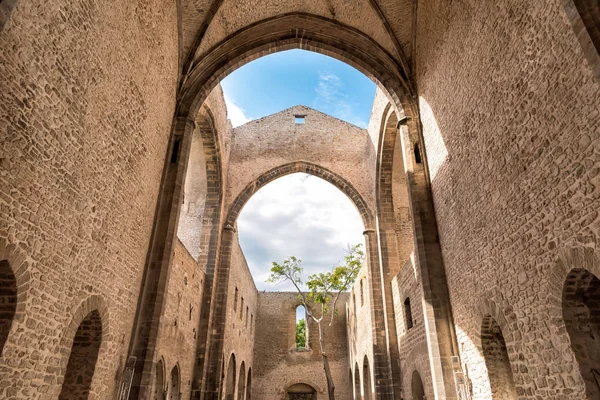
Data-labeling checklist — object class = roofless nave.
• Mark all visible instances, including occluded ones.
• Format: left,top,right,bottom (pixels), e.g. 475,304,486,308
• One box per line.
0,0,599,399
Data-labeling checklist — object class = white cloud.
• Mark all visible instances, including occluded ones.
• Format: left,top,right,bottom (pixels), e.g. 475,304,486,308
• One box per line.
237,173,365,291
313,72,367,128
224,95,251,127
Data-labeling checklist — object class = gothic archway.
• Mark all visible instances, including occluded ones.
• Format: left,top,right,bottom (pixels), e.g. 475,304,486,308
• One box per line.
224,354,236,400
563,268,600,399
411,370,425,400
58,310,103,399
481,315,517,399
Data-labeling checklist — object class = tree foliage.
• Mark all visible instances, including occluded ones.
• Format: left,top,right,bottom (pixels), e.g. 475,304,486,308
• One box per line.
296,318,306,348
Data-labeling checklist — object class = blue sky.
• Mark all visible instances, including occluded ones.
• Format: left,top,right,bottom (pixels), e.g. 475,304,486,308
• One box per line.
221,50,373,292
221,49,376,128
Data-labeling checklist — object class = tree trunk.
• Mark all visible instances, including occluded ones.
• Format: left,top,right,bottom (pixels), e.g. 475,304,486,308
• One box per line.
317,321,335,400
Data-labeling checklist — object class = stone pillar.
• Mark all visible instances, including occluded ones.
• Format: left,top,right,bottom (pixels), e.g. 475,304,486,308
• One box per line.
199,224,235,399
399,118,459,399
126,116,195,399
363,228,395,399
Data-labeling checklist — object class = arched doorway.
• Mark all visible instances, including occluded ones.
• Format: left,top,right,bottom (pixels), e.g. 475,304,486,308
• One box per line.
0,260,17,356
154,359,165,400
411,370,425,400
246,368,252,400
58,310,102,399
170,365,180,400
481,315,517,399
354,363,361,399
224,354,236,400
286,383,317,400
362,356,372,400
238,362,246,400
563,268,600,399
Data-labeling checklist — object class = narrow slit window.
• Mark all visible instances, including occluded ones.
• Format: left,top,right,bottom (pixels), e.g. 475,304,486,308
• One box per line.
234,288,238,312
404,297,413,330
250,314,253,333
294,115,306,124
245,306,249,327
414,143,422,164
295,305,307,349
240,297,244,320
171,139,181,164
360,279,364,307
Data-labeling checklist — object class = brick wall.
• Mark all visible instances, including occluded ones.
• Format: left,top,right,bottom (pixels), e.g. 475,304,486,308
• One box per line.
253,292,352,399
416,0,600,398
0,0,178,398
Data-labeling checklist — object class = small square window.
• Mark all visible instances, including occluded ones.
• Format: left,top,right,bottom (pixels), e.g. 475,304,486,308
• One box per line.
294,115,306,124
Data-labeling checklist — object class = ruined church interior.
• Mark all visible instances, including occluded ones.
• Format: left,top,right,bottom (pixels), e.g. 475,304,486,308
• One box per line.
1,0,600,399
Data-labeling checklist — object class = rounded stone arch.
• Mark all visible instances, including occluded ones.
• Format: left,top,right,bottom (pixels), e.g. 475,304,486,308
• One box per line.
225,161,375,230
362,355,373,400
0,240,31,357
245,367,252,400
170,363,181,400
401,344,433,400
55,294,112,398
470,296,517,400
547,247,600,398
224,353,236,400
353,362,361,399
282,378,323,397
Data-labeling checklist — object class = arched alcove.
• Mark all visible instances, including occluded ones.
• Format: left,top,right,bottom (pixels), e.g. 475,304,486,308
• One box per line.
0,260,17,356
154,358,165,400
563,268,600,399
404,297,413,330
170,365,180,400
246,368,252,400
58,310,103,399
411,370,425,400
481,315,517,399
362,356,372,400
285,383,317,400
224,354,236,400
238,362,246,400
354,363,361,399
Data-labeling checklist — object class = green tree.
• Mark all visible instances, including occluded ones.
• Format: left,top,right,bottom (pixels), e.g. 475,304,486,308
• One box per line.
296,318,306,348
267,244,364,400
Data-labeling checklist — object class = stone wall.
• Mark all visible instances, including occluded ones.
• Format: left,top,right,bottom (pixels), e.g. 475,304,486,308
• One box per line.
416,0,600,398
221,231,257,398
153,240,206,399
253,292,352,400
0,0,178,398
226,105,376,215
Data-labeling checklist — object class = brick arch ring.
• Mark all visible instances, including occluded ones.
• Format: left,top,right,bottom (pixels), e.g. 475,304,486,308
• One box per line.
224,161,375,229
0,239,31,328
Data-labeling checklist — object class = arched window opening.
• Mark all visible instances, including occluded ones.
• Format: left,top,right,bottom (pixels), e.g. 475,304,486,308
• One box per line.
234,287,238,311
0,260,17,356
354,363,361,400
414,143,422,164
296,305,307,349
170,365,180,400
404,297,413,330
286,383,317,400
360,279,364,307
563,268,600,399
154,359,165,400
238,362,246,400
481,315,517,399
572,0,600,54
58,310,102,399
240,297,244,320
246,368,252,400
224,354,236,400
362,356,372,400
411,370,425,400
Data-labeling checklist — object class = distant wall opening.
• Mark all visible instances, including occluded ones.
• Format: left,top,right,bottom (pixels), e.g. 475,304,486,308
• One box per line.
177,116,209,260
59,310,102,399
563,268,600,398
0,260,17,356
246,368,252,400
154,359,165,400
411,370,425,400
404,297,413,330
354,363,361,399
238,362,246,400
296,305,307,349
170,365,180,400
225,354,236,400
362,356,372,400
481,315,517,399
572,0,600,53
286,383,317,400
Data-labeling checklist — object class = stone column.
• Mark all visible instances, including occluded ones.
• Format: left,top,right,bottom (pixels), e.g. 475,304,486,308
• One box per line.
399,118,459,399
126,116,194,399
363,228,395,399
